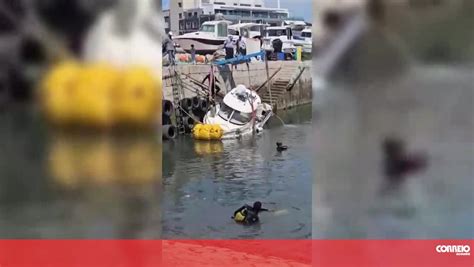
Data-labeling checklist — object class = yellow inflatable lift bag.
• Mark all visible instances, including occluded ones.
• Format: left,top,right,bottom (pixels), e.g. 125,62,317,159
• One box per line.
192,123,224,140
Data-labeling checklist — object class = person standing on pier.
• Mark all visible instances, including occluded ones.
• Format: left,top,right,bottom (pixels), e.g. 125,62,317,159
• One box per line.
238,35,247,56
223,35,235,60
190,44,196,64
163,32,176,65
238,35,249,67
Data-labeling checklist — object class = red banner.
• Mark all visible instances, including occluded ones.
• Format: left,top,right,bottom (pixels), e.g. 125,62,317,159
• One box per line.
0,240,472,266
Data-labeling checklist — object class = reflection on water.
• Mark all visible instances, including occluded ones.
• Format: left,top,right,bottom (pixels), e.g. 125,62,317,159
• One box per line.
0,107,161,238
313,3,474,239
48,131,161,187
162,105,312,239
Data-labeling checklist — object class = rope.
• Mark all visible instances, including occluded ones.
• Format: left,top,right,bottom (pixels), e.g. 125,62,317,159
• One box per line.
248,92,257,133
177,104,203,124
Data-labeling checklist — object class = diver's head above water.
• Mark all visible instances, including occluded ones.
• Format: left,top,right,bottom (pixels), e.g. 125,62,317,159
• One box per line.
253,201,262,211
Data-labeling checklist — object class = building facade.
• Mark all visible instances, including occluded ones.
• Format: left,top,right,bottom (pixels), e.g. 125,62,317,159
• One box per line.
164,0,289,35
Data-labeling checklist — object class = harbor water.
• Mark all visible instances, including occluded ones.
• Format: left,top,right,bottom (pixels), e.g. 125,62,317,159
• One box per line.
162,104,312,239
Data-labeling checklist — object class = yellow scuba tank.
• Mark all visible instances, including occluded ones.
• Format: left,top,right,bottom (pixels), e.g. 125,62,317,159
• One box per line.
234,211,246,222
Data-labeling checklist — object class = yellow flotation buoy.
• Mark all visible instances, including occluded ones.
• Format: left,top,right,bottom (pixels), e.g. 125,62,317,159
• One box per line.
114,66,160,126
74,63,118,127
40,61,81,125
40,62,162,129
192,123,223,140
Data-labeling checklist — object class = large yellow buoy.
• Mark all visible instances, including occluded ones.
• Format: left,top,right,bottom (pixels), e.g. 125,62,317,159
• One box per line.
193,123,223,140
40,61,81,125
209,125,224,140
41,62,161,128
114,66,160,127
74,64,118,127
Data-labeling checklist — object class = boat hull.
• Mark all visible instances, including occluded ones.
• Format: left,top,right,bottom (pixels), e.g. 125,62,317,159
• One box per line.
174,37,225,55
203,104,273,139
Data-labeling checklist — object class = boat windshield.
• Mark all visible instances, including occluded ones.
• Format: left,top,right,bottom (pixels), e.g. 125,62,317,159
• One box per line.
218,103,252,125
230,110,252,125
218,103,233,121
228,29,239,35
249,25,262,32
267,29,286,37
200,24,215,33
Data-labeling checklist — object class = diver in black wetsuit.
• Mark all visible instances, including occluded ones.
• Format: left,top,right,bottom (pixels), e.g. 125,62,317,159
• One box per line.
232,201,269,224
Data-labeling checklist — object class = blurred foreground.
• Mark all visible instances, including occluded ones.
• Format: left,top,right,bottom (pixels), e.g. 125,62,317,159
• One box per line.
313,0,473,238
0,106,161,238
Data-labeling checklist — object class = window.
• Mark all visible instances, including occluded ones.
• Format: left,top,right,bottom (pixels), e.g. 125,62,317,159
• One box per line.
230,110,252,125
301,31,312,38
241,28,250,38
194,12,197,16
218,104,252,125
179,13,182,19
200,24,215,32
267,29,286,37
218,103,233,121
250,25,262,32
188,13,192,17
216,23,228,37
178,2,182,8
228,29,239,35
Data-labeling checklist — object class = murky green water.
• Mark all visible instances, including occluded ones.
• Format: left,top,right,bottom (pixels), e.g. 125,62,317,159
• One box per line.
162,105,312,239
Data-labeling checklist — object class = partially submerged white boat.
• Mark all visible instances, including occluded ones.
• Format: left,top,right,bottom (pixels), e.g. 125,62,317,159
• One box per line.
203,85,273,139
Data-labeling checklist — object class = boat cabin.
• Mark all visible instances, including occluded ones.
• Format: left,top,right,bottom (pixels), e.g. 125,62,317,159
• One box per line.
218,85,261,126
198,21,229,38
265,26,294,40
228,23,267,39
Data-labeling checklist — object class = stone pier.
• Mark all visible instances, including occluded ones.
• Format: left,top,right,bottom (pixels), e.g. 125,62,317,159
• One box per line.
162,60,312,110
